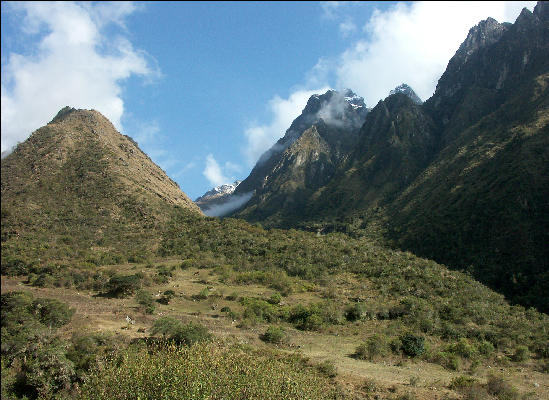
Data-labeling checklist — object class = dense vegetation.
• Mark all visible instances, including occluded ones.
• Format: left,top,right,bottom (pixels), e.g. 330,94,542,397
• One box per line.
76,342,341,400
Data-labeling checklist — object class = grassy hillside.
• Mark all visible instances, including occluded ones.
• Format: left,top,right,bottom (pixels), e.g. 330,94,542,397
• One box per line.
2,207,549,399
1,107,201,267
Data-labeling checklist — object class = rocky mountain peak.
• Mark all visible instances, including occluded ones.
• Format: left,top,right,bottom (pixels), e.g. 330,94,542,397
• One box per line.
455,17,508,65
389,84,422,104
195,180,241,202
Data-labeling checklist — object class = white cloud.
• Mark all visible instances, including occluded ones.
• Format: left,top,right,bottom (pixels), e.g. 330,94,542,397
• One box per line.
134,120,160,145
203,154,231,187
313,1,536,107
243,87,330,166
202,192,253,217
339,20,357,37
1,1,156,153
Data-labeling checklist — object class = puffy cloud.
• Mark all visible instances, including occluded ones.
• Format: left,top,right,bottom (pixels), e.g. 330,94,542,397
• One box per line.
203,154,231,187
1,1,156,153
314,1,537,106
243,87,330,166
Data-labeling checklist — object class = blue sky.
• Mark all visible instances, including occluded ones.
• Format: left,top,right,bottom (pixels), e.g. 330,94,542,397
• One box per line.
1,1,536,199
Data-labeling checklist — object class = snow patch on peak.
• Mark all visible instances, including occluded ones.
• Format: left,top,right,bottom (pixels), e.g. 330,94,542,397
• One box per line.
389,84,423,104
195,180,241,202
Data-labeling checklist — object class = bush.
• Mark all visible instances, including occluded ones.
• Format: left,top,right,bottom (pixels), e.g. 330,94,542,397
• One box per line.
267,292,282,305
288,304,324,331
193,288,209,300
157,290,176,305
171,322,212,346
354,335,387,361
511,345,529,362
486,375,518,400
107,274,141,298
31,298,75,328
260,326,285,344
478,340,495,356
400,333,425,357
345,303,364,322
135,290,155,314
151,316,181,338
449,376,478,390
446,338,476,359
225,291,239,301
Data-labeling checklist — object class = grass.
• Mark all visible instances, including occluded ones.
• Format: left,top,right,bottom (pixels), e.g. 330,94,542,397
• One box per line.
3,258,548,400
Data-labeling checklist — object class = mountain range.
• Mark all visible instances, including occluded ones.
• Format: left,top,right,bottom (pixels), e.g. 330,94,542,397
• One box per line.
196,3,549,312
2,5,549,399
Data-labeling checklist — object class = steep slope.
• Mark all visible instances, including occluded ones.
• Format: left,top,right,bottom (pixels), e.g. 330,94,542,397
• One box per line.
385,3,549,312
231,89,368,223
1,107,201,265
229,4,549,311
306,91,437,222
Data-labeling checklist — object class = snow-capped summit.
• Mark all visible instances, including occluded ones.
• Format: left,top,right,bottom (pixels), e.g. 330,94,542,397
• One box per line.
343,89,366,110
195,180,241,202
389,84,423,104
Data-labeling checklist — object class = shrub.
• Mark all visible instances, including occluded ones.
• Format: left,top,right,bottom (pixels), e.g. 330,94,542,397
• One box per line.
16,341,75,399
135,290,155,314
151,317,181,338
390,337,402,354
150,317,211,346
363,378,378,393
171,322,212,346
345,303,364,322
486,375,518,400
511,345,529,362
288,304,324,331
193,288,210,300
449,376,478,390
241,298,279,323
260,326,285,344
478,340,495,356
449,338,476,359
226,291,239,301
157,290,176,305
267,292,282,305
107,274,141,298
354,335,387,361
400,333,425,357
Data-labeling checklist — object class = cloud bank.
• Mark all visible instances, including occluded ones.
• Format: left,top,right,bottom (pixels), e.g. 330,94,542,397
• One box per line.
202,192,253,217
1,2,156,153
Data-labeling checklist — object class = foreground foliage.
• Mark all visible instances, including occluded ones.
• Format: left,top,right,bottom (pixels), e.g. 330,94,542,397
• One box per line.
77,342,341,400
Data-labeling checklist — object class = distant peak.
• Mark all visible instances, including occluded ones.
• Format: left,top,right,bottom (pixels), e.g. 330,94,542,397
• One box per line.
196,180,241,202
389,84,422,104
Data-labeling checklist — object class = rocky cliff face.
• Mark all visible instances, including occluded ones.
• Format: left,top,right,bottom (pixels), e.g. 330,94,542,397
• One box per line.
231,89,368,223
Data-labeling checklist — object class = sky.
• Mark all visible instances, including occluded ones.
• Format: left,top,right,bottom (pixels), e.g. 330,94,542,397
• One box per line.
1,1,537,199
